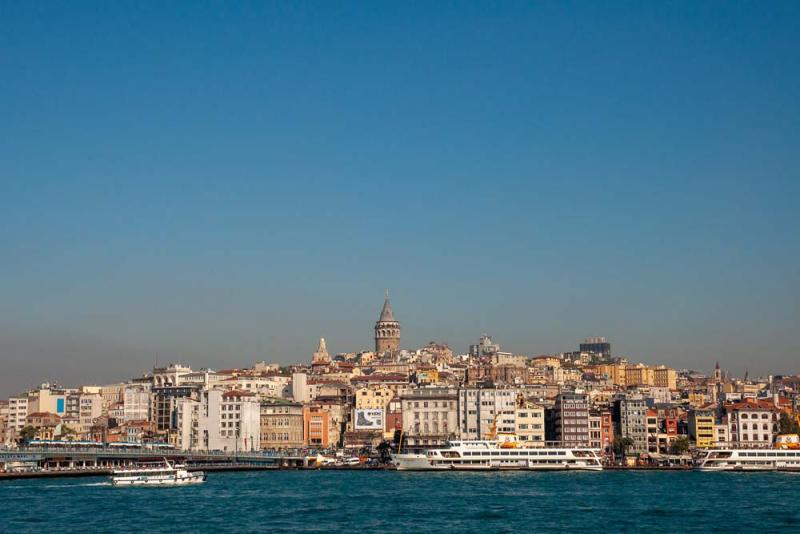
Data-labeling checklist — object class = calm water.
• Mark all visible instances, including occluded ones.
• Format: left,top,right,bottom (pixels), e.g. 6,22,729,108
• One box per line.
1,471,798,533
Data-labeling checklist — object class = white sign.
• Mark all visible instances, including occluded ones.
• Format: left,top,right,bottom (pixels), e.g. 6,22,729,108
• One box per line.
354,409,384,430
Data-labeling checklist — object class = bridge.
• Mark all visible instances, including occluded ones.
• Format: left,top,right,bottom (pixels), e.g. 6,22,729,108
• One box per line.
0,446,312,474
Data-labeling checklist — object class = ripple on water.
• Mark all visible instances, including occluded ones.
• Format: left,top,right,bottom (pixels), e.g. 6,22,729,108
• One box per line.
0,471,797,533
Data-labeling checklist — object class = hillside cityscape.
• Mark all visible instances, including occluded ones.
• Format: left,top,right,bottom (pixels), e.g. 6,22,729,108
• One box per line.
3,293,799,461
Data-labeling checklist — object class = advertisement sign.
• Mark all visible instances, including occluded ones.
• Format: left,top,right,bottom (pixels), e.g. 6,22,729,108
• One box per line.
354,409,384,430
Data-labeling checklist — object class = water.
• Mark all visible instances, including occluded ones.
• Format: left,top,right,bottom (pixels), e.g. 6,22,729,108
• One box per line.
1,471,798,533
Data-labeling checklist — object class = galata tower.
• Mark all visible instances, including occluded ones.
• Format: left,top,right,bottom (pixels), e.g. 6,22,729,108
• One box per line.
374,291,400,354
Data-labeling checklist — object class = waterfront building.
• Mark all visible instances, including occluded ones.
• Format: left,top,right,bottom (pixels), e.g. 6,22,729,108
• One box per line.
8,395,29,442
688,407,716,448
25,412,61,440
725,400,778,448
400,387,458,450
66,392,102,437
713,421,729,447
514,401,545,447
374,292,400,355
303,405,330,448
123,385,151,422
546,392,591,447
0,401,8,445
613,394,648,455
152,385,198,433
457,387,518,440
260,399,304,450
175,389,260,452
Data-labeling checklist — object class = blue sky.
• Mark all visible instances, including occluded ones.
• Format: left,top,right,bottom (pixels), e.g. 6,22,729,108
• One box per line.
1,2,798,395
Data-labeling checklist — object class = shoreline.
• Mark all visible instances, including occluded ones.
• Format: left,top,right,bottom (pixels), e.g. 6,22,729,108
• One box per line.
0,464,695,480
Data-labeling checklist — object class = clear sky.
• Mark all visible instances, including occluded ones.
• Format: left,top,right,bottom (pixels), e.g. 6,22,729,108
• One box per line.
1,2,798,397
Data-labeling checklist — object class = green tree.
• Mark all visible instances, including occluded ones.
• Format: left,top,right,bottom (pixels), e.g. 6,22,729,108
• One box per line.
18,425,37,444
778,412,800,435
59,425,78,441
612,437,634,459
669,436,690,455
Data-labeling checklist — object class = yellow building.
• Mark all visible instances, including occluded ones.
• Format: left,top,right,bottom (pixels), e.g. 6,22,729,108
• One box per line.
688,392,707,407
625,364,655,386
514,403,545,447
598,363,627,386
653,366,677,390
415,368,440,385
688,408,716,448
354,386,394,410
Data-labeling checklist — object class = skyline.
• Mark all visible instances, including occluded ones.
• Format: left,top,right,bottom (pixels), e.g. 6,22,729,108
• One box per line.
0,289,793,398
2,2,799,396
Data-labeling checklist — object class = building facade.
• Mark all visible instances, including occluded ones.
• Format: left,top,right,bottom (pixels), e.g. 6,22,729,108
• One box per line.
260,400,304,450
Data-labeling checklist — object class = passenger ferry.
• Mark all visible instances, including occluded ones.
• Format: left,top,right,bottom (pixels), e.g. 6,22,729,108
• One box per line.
111,459,206,486
695,449,800,472
392,440,603,471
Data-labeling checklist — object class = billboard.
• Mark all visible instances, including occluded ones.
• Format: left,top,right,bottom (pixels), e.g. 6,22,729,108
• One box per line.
354,409,384,430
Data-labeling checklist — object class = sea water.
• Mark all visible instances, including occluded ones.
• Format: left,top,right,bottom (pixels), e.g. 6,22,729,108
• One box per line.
1,470,798,533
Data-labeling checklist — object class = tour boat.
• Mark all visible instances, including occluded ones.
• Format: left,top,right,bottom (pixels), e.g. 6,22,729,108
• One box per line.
695,449,800,472
111,459,206,486
392,440,603,471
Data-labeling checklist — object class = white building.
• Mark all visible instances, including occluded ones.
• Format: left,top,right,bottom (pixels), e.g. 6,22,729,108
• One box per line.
726,403,778,448
123,385,151,422
175,389,260,452
457,388,518,440
7,396,29,442
152,363,194,387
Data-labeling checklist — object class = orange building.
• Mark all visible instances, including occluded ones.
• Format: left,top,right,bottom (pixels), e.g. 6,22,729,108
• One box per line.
303,405,330,448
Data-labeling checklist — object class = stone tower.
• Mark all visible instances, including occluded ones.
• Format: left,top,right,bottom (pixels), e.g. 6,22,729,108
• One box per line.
374,291,400,354
311,337,331,372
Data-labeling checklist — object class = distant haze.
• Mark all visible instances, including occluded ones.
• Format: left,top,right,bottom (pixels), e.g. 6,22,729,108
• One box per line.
1,3,799,397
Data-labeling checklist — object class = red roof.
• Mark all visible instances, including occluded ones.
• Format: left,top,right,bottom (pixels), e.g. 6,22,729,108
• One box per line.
27,412,61,420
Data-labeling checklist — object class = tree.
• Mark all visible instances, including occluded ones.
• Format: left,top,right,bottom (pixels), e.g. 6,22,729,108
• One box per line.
376,441,392,464
18,425,37,445
612,437,634,459
59,425,78,441
669,436,690,455
778,412,800,435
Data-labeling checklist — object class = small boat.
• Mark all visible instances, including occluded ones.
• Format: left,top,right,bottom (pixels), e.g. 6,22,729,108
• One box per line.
111,459,206,486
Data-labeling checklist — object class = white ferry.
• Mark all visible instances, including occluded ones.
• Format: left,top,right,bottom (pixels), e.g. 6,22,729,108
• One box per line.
695,449,800,472
392,440,603,471
111,459,206,486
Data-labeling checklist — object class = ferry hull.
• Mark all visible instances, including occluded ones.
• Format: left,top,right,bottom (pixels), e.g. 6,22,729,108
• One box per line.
112,473,206,486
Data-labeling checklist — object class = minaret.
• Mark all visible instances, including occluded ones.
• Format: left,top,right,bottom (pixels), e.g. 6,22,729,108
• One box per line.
374,290,400,355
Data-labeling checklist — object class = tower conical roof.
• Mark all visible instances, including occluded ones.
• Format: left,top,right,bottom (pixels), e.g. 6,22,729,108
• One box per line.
378,291,395,322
